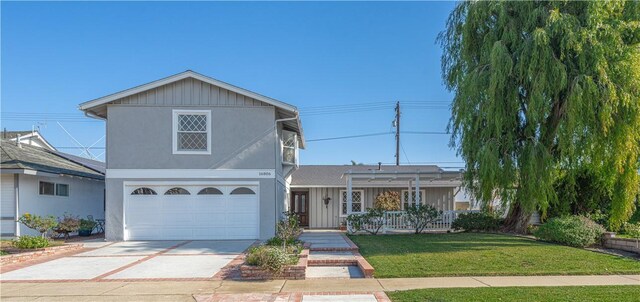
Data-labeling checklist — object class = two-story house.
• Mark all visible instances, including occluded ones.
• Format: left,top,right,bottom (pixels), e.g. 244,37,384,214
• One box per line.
79,71,304,241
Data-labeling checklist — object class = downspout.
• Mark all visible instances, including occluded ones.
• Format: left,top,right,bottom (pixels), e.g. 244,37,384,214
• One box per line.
274,115,299,232
14,174,19,237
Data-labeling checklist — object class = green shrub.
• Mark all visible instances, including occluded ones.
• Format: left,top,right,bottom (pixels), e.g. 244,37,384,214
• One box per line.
405,204,441,234
534,216,605,247
18,213,58,238
621,222,640,239
79,219,97,231
346,208,385,235
245,245,297,275
13,235,50,249
452,212,503,232
275,212,301,249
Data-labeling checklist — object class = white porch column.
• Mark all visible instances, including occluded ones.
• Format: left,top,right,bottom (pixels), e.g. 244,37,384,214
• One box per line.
407,180,413,208
415,173,421,205
346,173,353,215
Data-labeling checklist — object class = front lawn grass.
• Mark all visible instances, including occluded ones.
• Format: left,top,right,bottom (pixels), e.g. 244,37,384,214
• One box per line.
387,285,640,302
349,233,640,277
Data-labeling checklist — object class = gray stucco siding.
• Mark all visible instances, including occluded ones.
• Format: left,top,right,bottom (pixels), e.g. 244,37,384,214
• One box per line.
105,177,277,241
106,105,277,169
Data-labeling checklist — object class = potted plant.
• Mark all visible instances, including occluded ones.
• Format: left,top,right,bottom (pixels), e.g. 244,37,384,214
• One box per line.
53,213,80,240
339,220,347,231
78,219,97,237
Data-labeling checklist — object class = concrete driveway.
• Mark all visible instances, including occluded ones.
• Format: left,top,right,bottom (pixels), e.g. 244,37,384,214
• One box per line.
0,240,254,282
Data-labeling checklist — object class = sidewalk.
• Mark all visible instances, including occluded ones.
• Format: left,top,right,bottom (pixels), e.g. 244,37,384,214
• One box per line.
1,275,638,301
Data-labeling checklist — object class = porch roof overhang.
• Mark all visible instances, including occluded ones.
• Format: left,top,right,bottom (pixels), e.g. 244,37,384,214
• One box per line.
342,169,462,184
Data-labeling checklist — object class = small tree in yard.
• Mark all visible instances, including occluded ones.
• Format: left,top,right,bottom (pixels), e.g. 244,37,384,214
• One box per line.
18,213,57,238
405,204,441,234
347,208,385,235
276,212,301,250
374,191,401,211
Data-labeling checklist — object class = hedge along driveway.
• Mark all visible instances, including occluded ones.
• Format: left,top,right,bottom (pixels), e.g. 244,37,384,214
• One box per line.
348,233,640,278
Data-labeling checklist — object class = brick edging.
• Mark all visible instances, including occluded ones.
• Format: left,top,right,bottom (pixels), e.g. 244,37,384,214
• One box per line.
340,233,375,278
602,234,640,255
240,247,309,280
0,243,84,267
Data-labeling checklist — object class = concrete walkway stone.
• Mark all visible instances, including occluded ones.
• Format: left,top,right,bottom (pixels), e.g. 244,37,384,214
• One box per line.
306,266,364,278
378,277,486,290
302,294,377,302
1,275,638,301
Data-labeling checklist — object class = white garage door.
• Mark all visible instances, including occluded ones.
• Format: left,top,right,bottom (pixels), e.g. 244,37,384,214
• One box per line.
124,184,259,240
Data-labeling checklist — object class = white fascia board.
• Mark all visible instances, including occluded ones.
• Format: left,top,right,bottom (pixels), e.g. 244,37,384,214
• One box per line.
78,70,299,114
106,169,276,179
289,182,461,188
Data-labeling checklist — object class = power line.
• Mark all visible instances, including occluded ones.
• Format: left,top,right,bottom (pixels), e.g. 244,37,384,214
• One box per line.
306,130,448,142
306,132,392,142
400,141,411,164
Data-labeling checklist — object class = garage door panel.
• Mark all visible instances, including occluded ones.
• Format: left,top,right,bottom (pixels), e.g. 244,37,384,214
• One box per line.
125,184,259,240
127,227,163,240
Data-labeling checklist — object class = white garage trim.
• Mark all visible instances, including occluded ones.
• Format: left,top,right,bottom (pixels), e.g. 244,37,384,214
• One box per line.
108,169,275,179
122,181,260,240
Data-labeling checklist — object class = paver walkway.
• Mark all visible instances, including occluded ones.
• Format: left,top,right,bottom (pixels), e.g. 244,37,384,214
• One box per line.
1,275,638,301
298,231,369,279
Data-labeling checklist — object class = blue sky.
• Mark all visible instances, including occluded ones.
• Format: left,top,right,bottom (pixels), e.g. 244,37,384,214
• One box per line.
1,1,461,167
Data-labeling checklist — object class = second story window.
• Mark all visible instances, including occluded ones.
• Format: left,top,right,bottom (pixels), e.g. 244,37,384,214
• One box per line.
172,110,211,154
282,130,298,166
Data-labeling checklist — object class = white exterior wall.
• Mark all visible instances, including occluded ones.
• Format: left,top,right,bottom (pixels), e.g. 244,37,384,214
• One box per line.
17,174,105,237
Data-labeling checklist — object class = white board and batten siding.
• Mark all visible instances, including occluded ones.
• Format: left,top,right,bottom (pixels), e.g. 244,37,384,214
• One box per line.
112,78,274,108
304,187,455,229
0,174,16,236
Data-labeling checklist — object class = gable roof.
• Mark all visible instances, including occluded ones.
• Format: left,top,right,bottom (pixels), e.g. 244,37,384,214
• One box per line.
78,70,305,147
1,140,104,180
290,165,459,187
2,130,56,151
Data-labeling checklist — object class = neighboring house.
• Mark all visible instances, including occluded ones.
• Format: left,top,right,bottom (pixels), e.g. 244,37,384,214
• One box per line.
2,130,56,151
79,70,304,241
288,165,461,228
0,140,105,237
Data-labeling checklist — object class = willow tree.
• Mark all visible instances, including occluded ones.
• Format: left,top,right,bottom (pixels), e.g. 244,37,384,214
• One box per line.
440,1,640,232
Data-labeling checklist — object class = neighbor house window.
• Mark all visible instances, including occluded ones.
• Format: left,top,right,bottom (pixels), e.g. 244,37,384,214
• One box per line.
172,110,211,154
402,190,425,209
340,190,364,216
39,181,68,197
39,181,55,196
56,184,69,197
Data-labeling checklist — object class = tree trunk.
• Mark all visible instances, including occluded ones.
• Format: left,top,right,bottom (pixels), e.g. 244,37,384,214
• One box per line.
502,202,532,234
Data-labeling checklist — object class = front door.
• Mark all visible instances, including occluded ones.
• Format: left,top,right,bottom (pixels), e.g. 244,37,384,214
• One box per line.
290,191,309,227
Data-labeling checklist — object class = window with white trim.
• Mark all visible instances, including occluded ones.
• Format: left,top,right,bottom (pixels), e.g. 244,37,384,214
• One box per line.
172,110,211,154
281,130,298,165
402,190,426,209
340,190,364,216
39,181,69,197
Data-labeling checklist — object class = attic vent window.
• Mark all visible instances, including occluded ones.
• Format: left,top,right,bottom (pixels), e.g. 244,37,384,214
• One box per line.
172,110,211,154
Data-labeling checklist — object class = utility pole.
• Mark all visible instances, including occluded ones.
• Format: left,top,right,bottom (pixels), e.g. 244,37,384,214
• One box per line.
395,101,400,166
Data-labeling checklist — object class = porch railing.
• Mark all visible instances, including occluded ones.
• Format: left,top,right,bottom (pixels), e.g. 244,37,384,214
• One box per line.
349,210,480,234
